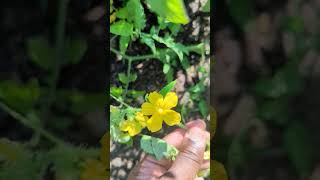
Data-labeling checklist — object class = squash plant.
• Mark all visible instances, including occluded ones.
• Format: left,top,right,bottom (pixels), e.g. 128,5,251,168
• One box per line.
108,0,227,179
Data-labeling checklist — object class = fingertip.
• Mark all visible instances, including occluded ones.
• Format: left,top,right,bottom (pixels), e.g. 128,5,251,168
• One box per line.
186,119,206,130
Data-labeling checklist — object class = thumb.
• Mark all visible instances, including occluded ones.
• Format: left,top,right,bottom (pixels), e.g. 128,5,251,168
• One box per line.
161,127,207,180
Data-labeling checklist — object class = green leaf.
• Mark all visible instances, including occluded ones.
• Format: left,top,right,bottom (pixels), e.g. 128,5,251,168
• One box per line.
119,36,131,54
110,105,123,125
118,133,132,144
127,0,146,31
129,73,138,82
202,0,210,12
152,138,168,160
159,80,176,96
110,20,133,36
283,121,312,179
0,80,40,113
282,16,304,34
118,73,137,84
252,62,303,98
163,63,171,74
140,33,156,54
65,38,87,64
110,86,123,98
26,36,54,70
152,34,187,61
228,137,247,170
165,68,174,83
256,99,289,125
198,100,208,117
227,0,255,26
140,135,179,160
116,7,128,19
127,90,145,98
118,73,128,84
140,135,154,154
180,56,190,70
57,90,106,115
188,43,204,55
168,23,181,36
146,0,190,24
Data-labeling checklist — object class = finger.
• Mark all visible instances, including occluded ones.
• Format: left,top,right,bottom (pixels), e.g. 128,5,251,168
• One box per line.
200,160,210,170
129,128,187,179
161,127,207,180
186,119,206,130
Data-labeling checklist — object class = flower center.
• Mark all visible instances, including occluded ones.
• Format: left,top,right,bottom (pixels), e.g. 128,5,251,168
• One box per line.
157,108,164,114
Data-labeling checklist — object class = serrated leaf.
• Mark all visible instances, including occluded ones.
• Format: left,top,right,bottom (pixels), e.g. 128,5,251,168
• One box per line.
119,36,130,54
65,38,87,64
110,20,133,36
159,80,176,96
127,0,146,31
283,122,312,179
26,36,54,70
140,33,156,54
146,0,190,24
152,34,186,61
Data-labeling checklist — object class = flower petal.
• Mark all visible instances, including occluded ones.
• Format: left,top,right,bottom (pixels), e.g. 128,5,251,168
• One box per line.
146,114,163,132
128,123,141,136
135,112,147,127
148,91,163,105
141,102,155,115
163,110,181,126
120,121,129,131
163,92,178,109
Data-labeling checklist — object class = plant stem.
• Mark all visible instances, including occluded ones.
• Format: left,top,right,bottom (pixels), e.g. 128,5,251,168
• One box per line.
110,94,131,107
110,48,156,61
0,101,65,145
44,0,69,113
123,59,132,98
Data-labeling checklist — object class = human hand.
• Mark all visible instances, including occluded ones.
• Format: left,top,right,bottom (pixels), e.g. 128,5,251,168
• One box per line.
128,120,210,180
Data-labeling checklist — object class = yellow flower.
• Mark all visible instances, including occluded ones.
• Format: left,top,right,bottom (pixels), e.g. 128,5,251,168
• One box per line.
120,119,142,136
81,159,108,180
135,111,148,127
141,92,181,132
99,133,108,165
